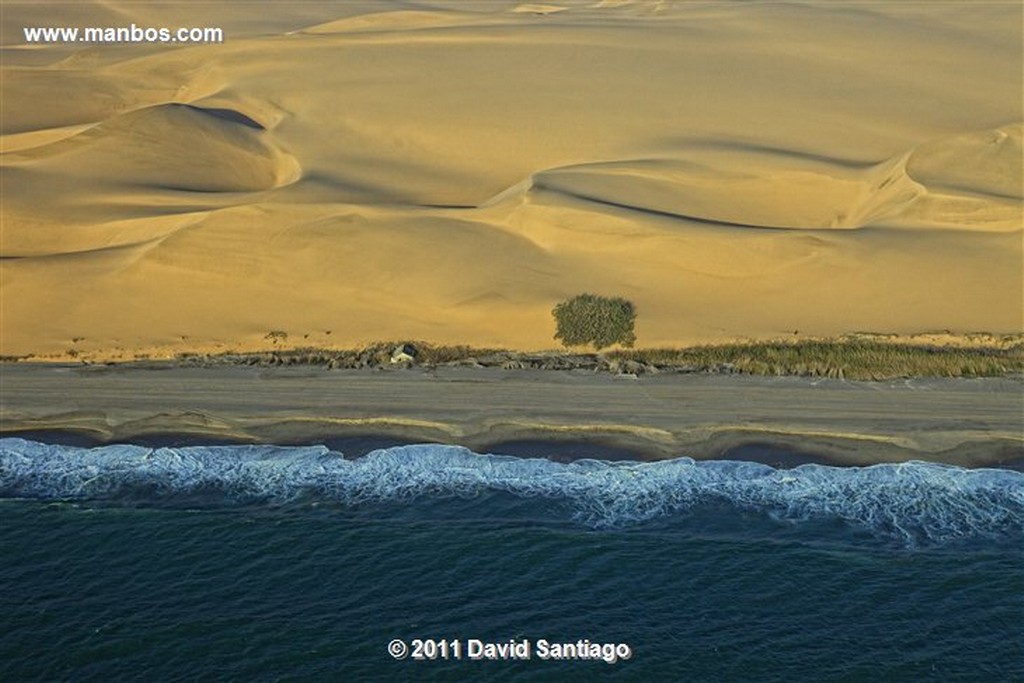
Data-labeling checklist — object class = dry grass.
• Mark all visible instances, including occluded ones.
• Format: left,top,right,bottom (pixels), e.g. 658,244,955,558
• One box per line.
10,337,1021,380
608,339,1024,380
174,341,501,368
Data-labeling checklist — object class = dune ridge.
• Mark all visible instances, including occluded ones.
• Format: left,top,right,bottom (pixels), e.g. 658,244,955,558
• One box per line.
486,124,1022,232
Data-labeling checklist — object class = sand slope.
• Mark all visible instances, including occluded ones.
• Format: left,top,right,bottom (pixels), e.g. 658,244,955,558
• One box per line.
1,1,1021,359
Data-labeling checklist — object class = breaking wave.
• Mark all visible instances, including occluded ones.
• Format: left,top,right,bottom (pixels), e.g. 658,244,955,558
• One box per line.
2,438,1021,545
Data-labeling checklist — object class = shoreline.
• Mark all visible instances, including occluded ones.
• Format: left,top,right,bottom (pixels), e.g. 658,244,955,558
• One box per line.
2,363,1021,469
8,429,1019,471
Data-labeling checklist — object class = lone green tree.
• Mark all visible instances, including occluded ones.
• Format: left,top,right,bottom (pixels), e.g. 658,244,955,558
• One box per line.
552,293,636,350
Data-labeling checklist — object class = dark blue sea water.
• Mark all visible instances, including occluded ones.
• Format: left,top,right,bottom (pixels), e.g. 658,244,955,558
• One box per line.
1,438,1022,681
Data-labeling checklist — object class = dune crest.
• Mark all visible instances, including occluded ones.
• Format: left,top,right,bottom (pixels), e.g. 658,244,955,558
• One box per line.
6,102,299,193
883,124,1023,232
484,123,1021,232
484,153,920,230
512,4,569,15
297,10,487,35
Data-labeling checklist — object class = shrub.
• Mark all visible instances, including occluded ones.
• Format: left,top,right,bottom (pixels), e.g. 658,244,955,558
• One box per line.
553,293,636,350
264,330,288,344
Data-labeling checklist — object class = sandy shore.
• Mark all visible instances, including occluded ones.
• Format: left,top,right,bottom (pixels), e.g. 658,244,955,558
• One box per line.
1,364,1021,468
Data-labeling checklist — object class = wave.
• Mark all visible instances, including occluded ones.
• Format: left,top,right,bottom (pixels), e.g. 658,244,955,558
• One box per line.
2,438,1022,545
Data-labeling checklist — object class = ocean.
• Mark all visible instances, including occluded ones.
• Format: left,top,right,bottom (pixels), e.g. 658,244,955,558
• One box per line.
1,438,1021,681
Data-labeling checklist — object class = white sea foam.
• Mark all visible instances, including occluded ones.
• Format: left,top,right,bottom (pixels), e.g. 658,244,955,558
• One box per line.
1,438,1021,544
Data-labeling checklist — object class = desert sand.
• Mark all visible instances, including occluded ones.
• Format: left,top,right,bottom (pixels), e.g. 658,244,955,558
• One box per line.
1,0,1022,360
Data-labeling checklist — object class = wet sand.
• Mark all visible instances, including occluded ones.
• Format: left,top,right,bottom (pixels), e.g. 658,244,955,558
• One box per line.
1,364,1021,468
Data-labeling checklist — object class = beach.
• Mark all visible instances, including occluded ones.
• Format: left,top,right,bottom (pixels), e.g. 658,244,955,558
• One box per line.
2,363,1021,467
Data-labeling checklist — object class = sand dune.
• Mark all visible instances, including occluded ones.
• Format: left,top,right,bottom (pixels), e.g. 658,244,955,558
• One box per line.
498,124,1022,231
1,0,1021,359
9,102,298,192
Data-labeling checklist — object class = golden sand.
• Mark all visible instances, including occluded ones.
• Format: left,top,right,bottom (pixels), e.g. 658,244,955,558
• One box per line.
2,1,1021,361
